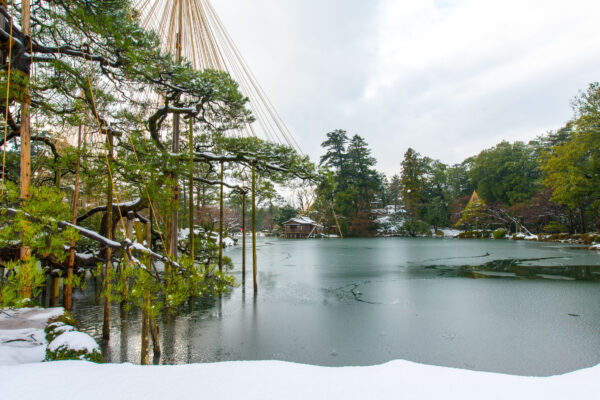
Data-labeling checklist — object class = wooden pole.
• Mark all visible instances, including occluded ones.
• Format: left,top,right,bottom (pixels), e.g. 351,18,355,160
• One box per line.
242,192,246,281
64,125,82,311
102,132,113,341
168,5,184,262
218,161,224,273
252,164,257,294
188,117,194,260
19,0,32,298
49,274,60,307
332,205,343,239
306,216,324,239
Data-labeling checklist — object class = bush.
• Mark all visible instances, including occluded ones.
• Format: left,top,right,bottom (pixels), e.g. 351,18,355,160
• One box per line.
543,221,567,234
493,229,508,239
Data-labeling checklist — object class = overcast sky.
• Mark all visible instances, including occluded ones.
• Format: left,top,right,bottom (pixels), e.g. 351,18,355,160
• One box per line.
213,0,600,175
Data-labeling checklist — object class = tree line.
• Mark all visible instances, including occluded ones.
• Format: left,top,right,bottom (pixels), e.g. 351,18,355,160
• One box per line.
311,82,600,237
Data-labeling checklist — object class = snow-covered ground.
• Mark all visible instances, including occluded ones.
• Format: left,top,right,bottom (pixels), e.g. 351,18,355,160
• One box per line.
0,307,64,365
2,359,599,400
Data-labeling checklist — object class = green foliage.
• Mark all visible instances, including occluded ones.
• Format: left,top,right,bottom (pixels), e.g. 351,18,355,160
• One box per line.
543,221,567,234
455,195,488,230
401,219,431,237
0,182,78,263
46,346,103,364
401,148,427,221
316,131,381,235
0,259,46,308
469,141,540,206
492,229,508,239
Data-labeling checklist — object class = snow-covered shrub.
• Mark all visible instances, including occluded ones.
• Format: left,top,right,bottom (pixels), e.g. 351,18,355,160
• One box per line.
46,331,103,363
44,312,102,363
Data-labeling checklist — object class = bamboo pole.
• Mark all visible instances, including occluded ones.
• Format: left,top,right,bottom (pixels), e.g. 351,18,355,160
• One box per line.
103,132,114,341
168,4,184,263
218,161,224,273
188,117,194,260
64,125,82,311
252,164,257,293
306,216,324,239
332,205,343,239
242,192,246,281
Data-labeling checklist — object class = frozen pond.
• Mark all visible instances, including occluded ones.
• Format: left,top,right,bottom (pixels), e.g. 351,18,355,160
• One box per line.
71,238,600,376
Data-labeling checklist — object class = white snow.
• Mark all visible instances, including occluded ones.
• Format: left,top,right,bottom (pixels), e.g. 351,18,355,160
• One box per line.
440,228,461,238
47,331,100,354
0,328,47,365
1,359,600,400
283,216,321,226
513,233,539,240
0,307,64,365
223,237,235,247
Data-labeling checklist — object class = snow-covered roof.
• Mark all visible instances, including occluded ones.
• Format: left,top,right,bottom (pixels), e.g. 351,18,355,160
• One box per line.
283,216,318,226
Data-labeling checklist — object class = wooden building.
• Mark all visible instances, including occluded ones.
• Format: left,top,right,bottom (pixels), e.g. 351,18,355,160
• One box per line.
281,217,323,239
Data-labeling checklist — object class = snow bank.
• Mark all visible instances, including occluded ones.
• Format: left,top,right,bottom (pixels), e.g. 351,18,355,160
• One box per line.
512,233,539,241
1,359,599,400
440,228,461,238
0,307,64,329
0,327,47,365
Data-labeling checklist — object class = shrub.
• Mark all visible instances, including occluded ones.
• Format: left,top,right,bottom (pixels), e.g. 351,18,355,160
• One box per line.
493,229,508,239
543,221,567,234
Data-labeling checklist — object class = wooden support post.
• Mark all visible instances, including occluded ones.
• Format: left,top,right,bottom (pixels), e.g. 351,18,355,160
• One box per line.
18,1,32,299
103,132,113,341
188,117,194,260
49,275,60,307
218,161,224,273
306,216,324,239
252,164,257,294
242,192,246,281
64,126,82,311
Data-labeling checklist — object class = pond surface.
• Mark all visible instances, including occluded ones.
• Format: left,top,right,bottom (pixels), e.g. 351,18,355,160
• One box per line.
71,238,600,376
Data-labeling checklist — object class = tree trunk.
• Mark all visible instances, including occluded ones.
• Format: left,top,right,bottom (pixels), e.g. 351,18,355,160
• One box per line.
141,298,149,365
568,209,574,234
579,207,586,234
252,164,257,294
140,221,153,365
102,132,114,341
219,161,224,273
242,192,246,282
150,317,161,358
64,125,82,311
